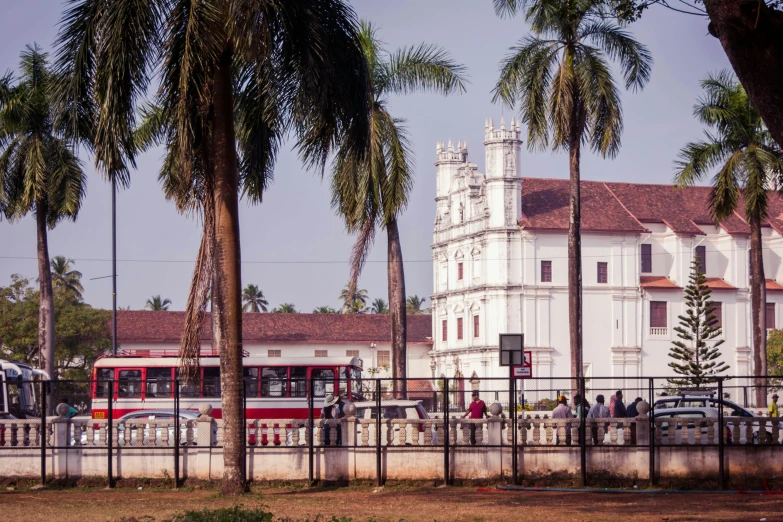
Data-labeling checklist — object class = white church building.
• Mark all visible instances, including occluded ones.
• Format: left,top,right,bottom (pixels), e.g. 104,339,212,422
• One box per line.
429,117,783,389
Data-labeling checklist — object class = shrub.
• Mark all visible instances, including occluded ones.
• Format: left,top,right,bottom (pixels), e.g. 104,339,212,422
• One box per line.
168,506,274,522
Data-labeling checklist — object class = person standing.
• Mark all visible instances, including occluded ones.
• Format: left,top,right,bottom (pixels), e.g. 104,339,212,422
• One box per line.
614,391,627,418
60,397,78,419
587,394,610,444
626,397,642,418
770,393,779,418
320,394,344,446
462,391,488,445
552,395,574,445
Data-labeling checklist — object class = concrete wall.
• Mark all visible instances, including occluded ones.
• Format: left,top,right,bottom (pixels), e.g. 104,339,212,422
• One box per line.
4,445,782,482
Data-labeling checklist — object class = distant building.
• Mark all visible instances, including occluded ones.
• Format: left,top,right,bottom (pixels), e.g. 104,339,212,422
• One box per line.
116,310,434,379
430,116,783,390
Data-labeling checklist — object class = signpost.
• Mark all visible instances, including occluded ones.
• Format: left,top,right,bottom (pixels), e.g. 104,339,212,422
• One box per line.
499,334,526,485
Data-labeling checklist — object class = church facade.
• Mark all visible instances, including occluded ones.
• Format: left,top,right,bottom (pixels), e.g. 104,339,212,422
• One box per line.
429,117,783,391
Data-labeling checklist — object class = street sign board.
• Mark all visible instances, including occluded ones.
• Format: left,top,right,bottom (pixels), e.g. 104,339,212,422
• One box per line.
499,334,524,366
512,351,533,378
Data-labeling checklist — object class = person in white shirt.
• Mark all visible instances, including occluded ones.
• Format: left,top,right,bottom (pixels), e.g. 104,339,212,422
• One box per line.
551,395,574,445
587,394,610,444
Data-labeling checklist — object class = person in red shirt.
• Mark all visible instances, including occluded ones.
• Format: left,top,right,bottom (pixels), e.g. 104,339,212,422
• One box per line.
462,391,488,445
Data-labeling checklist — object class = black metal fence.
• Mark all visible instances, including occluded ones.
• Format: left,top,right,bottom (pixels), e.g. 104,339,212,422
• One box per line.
1,375,781,489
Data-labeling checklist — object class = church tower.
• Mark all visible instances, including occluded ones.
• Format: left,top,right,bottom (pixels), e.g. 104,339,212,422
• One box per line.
434,139,468,227
483,116,522,229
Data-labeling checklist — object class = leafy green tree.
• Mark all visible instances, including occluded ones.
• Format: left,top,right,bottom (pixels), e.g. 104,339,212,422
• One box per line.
313,306,340,314
370,298,389,314
54,0,370,494
51,256,84,301
331,20,466,389
0,45,88,382
493,0,652,395
0,275,110,381
339,284,369,314
767,329,783,390
272,303,297,314
406,295,426,315
145,295,172,311
667,261,729,388
241,284,268,313
674,70,783,405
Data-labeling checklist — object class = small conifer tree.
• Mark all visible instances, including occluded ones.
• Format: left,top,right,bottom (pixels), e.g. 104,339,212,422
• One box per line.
668,260,729,388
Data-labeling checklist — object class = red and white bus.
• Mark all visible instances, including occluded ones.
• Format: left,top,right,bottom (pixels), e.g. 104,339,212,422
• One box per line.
91,349,364,420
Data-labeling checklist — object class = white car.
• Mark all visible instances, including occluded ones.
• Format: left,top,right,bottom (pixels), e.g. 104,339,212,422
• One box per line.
352,400,433,445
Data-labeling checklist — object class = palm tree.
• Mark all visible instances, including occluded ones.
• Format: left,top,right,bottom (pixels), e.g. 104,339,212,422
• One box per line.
492,0,652,394
51,256,84,301
331,21,467,391
313,306,340,314
370,298,389,314
145,295,172,311
0,45,87,383
406,295,426,315
241,284,268,313
674,70,783,406
339,284,369,314
273,303,297,314
54,0,369,495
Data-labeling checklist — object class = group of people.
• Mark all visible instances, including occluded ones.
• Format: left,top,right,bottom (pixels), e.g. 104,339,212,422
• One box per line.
551,390,643,445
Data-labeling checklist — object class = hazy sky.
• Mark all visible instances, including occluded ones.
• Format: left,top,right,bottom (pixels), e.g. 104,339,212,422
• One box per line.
0,1,729,313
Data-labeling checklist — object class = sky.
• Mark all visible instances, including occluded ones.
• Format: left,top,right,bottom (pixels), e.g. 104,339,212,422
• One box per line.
0,0,730,313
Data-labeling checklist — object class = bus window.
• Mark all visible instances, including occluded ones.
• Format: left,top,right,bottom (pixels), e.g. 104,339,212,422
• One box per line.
146,368,173,398
243,368,259,397
338,367,349,397
290,367,307,397
261,367,287,397
118,370,142,398
203,368,221,397
312,369,335,397
350,368,362,400
95,368,114,398
175,369,199,397
7,381,22,417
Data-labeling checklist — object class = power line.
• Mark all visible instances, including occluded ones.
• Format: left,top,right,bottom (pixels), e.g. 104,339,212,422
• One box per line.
0,244,762,266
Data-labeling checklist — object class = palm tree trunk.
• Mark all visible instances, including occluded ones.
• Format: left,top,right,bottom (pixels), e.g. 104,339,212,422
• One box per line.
749,216,768,406
567,102,584,399
388,216,407,398
36,201,55,402
212,44,246,496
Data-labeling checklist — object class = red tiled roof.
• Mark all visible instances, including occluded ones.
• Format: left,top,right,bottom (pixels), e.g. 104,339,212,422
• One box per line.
519,178,646,233
518,178,783,235
406,379,436,398
116,311,433,344
704,278,737,290
766,280,783,292
640,276,681,289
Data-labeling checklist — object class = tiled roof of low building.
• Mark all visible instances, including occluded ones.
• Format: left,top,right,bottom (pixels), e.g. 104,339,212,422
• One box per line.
640,276,681,289
116,311,433,344
704,278,737,290
519,178,783,235
766,279,783,292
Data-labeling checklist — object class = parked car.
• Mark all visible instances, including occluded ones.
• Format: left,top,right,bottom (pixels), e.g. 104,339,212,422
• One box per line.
653,407,721,444
78,409,210,446
353,400,432,445
654,392,781,443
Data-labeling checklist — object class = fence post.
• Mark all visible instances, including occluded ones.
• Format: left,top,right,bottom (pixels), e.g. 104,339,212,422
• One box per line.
174,379,180,488
648,377,655,486
242,379,247,487
443,377,449,486
40,382,46,486
718,377,725,490
308,375,314,486
511,372,517,485
107,379,114,488
579,376,586,487
376,378,382,487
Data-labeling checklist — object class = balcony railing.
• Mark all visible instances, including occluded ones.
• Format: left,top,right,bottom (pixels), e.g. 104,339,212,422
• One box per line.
650,327,668,336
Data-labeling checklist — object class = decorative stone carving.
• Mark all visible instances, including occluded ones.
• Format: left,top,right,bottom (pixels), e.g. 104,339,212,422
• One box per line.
343,401,356,418
199,403,213,417
489,402,503,417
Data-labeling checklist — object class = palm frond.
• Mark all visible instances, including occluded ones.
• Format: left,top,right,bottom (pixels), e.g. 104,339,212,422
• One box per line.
378,43,468,98
576,44,623,158
492,36,561,150
708,149,743,222
673,139,730,186
580,21,652,92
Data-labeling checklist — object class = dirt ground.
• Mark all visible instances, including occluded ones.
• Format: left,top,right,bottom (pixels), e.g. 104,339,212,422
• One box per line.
1,483,782,521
